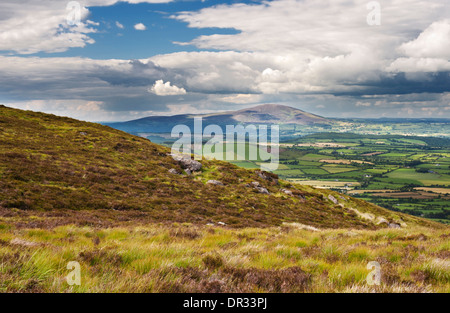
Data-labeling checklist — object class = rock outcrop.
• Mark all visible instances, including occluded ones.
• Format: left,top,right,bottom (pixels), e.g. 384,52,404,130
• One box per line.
207,180,224,186
171,154,202,174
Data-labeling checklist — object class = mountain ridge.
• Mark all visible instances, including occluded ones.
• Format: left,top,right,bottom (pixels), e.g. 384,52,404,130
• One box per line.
106,104,332,133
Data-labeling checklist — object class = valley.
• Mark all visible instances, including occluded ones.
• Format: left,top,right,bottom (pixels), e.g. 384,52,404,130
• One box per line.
121,106,450,224
230,134,450,224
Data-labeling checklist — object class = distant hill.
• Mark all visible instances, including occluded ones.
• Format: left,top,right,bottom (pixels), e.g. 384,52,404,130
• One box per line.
0,104,439,229
106,104,332,133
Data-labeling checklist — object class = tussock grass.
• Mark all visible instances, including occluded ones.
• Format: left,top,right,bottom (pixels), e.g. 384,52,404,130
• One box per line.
0,223,448,293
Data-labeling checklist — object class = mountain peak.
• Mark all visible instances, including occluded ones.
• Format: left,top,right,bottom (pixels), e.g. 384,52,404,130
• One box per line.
107,104,331,133
229,103,329,125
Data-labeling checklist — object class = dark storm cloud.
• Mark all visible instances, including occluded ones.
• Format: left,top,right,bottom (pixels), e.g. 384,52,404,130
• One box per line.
333,72,450,96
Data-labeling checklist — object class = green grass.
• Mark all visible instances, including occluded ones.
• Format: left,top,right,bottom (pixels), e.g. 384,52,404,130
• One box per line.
0,223,448,293
300,153,328,161
387,168,450,186
301,168,329,175
322,165,358,174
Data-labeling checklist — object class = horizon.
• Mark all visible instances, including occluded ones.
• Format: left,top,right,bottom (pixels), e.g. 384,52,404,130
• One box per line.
4,102,450,124
0,0,449,122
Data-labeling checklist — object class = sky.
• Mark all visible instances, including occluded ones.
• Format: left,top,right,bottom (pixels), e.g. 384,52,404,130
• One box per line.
0,0,449,121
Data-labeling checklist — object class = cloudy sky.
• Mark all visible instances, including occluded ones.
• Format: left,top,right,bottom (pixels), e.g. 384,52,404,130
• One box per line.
0,0,449,121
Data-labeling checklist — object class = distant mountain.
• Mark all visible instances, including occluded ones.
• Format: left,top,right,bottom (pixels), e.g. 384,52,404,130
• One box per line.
229,104,330,125
106,104,332,133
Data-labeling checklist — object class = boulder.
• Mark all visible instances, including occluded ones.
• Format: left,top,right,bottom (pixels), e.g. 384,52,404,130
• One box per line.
255,170,278,184
168,168,180,175
375,217,389,225
171,154,202,174
207,180,224,186
256,186,270,195
281,189,293,196
249,181,270,194
328,194,338,204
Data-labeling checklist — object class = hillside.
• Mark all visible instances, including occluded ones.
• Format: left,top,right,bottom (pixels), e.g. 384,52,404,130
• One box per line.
106,103,332,133
0,105,441,230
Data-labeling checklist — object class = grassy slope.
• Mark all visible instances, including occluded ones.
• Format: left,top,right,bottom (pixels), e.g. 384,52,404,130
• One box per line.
0,224,448,292
0,105,442,230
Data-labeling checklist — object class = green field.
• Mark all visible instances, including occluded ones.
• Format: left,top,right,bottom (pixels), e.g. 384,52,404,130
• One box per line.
387,168,450,186
274,133,450,223
155,129,450,224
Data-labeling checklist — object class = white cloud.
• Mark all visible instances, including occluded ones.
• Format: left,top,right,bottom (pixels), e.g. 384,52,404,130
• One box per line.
219,94,263,104
165,0,450,95
387,19,450,73
6,99,104,121
149,80,187,96
174,0,448,55
116,21,124,29
261,68,285,83
0,1,95,54
387,57,450,73
399,19,450,59
134,23,147,31
0,0,172,54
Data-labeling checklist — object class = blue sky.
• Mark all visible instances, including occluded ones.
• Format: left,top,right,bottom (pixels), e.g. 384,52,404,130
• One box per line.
34,1,243,60
0,0,449,121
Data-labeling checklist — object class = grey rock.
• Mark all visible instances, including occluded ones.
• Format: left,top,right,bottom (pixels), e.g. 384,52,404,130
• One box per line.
388,223,401,229
249,181,270,194
375,217,389,225
168,168,180,175
170,154,202,174
256,186,270,195
207,180,224,186
281,189,293,196
255,170,278,184
328,194,338,204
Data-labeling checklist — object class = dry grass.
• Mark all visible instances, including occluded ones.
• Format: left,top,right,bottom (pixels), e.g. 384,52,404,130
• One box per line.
0,222,448,293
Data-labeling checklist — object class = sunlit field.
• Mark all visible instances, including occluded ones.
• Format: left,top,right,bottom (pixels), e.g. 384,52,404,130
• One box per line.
1,222,448,293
